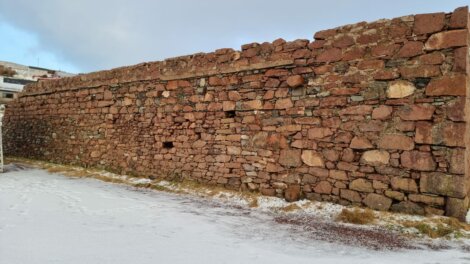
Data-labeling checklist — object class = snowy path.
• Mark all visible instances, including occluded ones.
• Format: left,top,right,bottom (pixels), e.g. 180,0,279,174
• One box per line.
0,166,469,264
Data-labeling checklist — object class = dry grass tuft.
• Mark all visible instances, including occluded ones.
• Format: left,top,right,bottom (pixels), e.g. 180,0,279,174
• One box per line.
248,198,259,208
280,203,301,212
336,208,376,225
401,221,453,238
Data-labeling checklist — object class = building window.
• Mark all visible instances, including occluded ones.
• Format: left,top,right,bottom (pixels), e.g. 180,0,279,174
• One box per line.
4,93,14,99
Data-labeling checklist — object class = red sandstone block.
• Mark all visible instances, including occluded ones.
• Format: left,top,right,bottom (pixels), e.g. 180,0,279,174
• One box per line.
397,104,435,121
449,6,469,29
415,52,445,65
378,134,415,151
424,30,467,50
314,29,337,40
413,12,445,35
332,35,355,48
316,48,342,63
425,74,467,96
357,59,385,70
371,43,400,58
453,47,467,72
399,65,440,78
400,151,436,171
396,41,424,58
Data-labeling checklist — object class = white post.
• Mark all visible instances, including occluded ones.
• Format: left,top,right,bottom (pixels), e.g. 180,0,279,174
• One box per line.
0,105,4,173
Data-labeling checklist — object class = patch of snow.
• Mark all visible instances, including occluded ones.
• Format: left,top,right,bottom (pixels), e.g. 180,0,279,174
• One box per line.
1,167,470,264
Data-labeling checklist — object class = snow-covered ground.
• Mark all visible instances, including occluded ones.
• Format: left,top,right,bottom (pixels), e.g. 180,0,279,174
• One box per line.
0,165,469,264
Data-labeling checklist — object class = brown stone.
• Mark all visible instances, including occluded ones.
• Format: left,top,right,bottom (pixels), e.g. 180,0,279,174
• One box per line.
275,98,293,109
446,97,465,121
308,128,334,139
424,29,467,50
414,122,433,144
286,75,304,88
449,6,469,29
340,189,362,203
391,177,418,193
449,148,464,174
372,105,393,120
314,181,332,194
363,194,392,211
360,150,390,166
425,74,467,96
391,201,425,215
316,48,342,62
301,150,325,167
396,41,424,58
397,104,435,120
350,136,373,149
453,47,467,72
284,185,301,202
408,194,444,206
332,35,355,48
420,172,467,198
240,100,263,110
339,105,373,115
442,122,465,147
279,149,302,167
90,151,101,158
385,190,405,201
378,134,414,151
329,170,348,180
413,12,445,35
400,151,436,171
445,197,469,221
399,65,440,78
222,101,236,111
350,179,374,193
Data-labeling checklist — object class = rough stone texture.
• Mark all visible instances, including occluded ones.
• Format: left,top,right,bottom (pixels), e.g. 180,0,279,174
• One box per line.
363,194,392,211
360,150,390,166
387,80,415,98
420,173,467,199
3,7,470,220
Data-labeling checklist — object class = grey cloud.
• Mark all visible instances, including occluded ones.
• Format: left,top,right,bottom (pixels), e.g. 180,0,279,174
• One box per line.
0,0,466,73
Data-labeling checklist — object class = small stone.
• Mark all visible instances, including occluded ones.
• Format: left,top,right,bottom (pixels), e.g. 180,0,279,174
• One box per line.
350,179,374,193
308,128,334,139
363,194,392,211
387,80,415,98
350,136,373,149
286,75,304,88
391,201,425,215
396,41,424,58
301,150,325,167
284,185,301,202
314,181,332,194
275,98,294,109
378,134,414,150
360,150,390,166
391,177,418,193
372,105,393,120
385,190,405,201
340,189,362,202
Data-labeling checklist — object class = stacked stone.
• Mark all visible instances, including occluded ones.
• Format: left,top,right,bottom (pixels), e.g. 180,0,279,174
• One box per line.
4,7,470,220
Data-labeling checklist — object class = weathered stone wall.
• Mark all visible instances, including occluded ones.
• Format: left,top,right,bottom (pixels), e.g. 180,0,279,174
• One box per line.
4,7,470,220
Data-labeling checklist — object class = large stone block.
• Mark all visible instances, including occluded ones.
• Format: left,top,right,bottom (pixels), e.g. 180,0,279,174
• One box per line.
445,196,469,221
360,150,390,166
420,172,467,198
400,151,436,171
424,29,467,50
425,74,467,96
279,149,302,168
363,193,392,211
378,134,414,150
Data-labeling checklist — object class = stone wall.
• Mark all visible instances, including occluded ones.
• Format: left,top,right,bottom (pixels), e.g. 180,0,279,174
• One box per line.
4,7,470,220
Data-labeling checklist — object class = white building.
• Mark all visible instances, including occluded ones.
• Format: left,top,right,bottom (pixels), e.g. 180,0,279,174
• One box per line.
0,61,74,104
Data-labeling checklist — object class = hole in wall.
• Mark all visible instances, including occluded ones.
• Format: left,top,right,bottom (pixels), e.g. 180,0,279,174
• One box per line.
163,142,174,149
225,110,236,118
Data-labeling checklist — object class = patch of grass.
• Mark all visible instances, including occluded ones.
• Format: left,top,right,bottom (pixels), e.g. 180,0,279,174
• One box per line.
280,203,301,212
248,198,259,208
336,208,376,225
401,221,453,238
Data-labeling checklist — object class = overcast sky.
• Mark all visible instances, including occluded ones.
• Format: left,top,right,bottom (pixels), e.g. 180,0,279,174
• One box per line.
0,0,468,74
